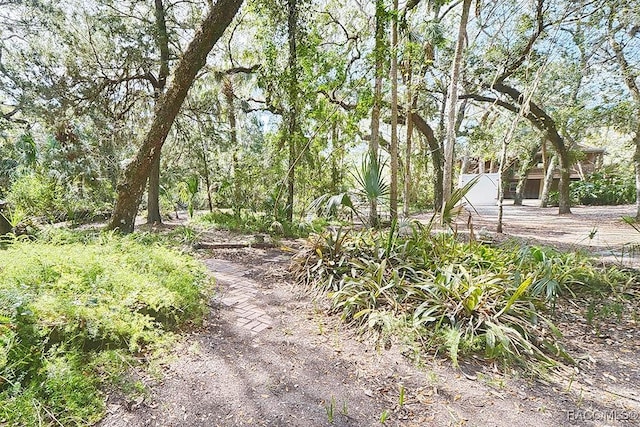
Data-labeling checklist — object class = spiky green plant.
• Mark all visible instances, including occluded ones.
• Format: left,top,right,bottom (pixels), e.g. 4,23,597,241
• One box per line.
307,192,363,223
353,152,389,205
292,224,629,372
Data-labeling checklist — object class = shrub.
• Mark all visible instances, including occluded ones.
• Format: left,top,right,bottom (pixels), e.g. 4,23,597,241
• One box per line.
570,169,635,206
292,225,628,371
6,173,65,221
197,209,326,238
0,231,210,426
6,172,113,223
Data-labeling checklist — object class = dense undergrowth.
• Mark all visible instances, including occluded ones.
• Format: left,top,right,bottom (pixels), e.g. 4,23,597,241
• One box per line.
292,223,634,372
196,208,328,238
0,230,210,426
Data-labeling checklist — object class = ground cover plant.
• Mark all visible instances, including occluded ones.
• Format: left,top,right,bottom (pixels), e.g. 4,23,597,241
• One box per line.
196,208,328,238
292,223,633,373
0,230,210,426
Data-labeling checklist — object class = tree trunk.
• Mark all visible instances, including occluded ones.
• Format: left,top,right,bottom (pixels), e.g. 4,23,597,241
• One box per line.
330,124,341,194
412,112,443,212
403,68,415,217
557,149,571,214
608,17,640,219
204,170,213,213
497,138,508,234
107,0,244,233
368,0,385,227
540,154,557,208
146,0,171,225
286,132,295,222
223,77,242,218
442,0,471,208
285,0,300,224
513,177,525,206
147,153,162,223
497,108,524,233
389,0,399,222
460,155,469,174
634,134,640,220
513,144,539,206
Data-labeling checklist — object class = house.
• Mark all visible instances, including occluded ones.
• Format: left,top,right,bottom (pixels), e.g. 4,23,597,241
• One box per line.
461,144,605,200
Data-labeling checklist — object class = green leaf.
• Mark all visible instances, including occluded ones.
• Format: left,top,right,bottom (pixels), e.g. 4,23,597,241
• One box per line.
497,276,533,317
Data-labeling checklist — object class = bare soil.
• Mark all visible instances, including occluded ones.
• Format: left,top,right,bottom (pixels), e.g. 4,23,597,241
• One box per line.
98,205,640,427
458,202,640,264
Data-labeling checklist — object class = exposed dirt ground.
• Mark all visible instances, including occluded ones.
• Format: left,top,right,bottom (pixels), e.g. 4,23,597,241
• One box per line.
454,202,640,265
98,204,640,427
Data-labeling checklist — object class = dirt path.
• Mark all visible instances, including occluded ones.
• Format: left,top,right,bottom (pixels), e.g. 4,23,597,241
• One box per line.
98,243,640,427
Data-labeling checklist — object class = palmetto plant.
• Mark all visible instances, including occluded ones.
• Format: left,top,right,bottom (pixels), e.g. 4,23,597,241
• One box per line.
307,152,389,227
307,192,361,222
353,152,389,207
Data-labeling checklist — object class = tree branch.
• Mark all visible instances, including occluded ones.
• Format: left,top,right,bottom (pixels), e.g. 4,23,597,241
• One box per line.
318,89,356,110
494,0,547,84
223,64,260,75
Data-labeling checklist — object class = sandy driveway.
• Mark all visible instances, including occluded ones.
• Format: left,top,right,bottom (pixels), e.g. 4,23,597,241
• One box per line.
416,201,640,265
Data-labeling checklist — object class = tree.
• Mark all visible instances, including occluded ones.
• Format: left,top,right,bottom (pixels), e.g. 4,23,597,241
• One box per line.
403,57,414,217
606,2,640,219
107,0,244,232
442,0,471,208
146,0,172,225
369,0,386,226
284,0,301,223
462,0,575,214
389,0,399,221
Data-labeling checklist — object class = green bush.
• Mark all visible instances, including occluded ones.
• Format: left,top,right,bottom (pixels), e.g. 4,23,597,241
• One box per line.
570,169,635,206
197,209,327,238
6,173,65,221
0,232,210,426
6,172,113,223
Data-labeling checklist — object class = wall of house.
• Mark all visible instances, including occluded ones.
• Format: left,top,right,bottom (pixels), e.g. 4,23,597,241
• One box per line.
459,173,499,206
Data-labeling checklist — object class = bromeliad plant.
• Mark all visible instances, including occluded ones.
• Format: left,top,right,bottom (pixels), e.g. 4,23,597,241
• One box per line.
292,222,628,371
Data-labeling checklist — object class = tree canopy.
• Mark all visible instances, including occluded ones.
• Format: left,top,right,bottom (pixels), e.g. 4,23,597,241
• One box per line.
1,0,639,229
